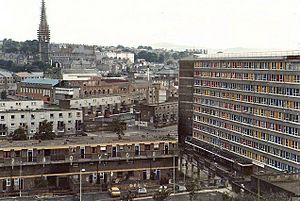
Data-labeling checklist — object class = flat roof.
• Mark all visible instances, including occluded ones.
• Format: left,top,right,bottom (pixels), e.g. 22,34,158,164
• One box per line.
0,134,176,150
146,101,178,107
253,173,300,195
182,50,300,61
67,94,121,101
0,108,81,113
22,78,59,86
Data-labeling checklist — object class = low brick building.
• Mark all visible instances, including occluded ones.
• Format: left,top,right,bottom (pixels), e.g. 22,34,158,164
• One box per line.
138,101,178,128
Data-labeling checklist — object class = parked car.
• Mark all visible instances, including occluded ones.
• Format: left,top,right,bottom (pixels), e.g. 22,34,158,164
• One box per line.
108,186,121,197
175,184,187,192
137,187,147,194
158,185,168,192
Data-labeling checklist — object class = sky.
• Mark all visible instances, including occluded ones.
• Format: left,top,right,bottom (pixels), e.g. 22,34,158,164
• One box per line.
1,0,300,50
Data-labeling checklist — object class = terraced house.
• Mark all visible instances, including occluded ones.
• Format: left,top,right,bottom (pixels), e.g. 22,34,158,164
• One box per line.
0,136,178,195
179,51,300,173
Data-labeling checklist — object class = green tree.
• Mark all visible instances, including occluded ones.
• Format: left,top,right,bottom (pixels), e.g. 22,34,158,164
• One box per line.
2,38,20,53
111,117,126,140
34,177,48,189
34,120,55,140
11,127,27,141
0,91,7,100
153,187,171,201
20,40,39,55
186,178,199,201
136,50,159,62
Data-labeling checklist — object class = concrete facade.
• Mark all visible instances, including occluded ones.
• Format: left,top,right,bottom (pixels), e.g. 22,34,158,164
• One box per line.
0,136,178,195
0,100,44,111
0,109,82,137
139,101,178,128
179,52,300,173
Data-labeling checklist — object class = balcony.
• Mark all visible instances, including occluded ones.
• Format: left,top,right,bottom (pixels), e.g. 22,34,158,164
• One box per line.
0,150,178,167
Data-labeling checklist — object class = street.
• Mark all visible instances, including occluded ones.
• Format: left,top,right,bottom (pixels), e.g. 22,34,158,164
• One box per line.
1,188,230,201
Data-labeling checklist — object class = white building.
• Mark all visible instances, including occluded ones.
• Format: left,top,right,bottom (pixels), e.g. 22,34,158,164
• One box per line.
0,69,17,95
0,100,44,111
14,72,44,81
116,52,135,63
59,96,122,117
60,96,121,109
54,87,80,104
0,100,83,138
62,69,99,81
95,51,135,63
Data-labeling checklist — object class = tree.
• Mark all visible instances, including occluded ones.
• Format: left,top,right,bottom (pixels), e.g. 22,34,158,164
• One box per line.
153,187,171,201
186,178,199,201
121,190,136,201
136,50,159,62
2,38,20,53
20,40,39,55
0,91,7,100
34,176,48,189
111,117,126,140
34,120,55,140
11,127,27,141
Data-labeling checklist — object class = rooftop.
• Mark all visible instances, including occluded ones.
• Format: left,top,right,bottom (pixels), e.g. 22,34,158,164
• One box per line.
0,133,176,151
22,78,59,86
0,107,81,113
183,50,300,60
0,69,13,77
253,173,300,196
68,94,121,101
147,101,178,107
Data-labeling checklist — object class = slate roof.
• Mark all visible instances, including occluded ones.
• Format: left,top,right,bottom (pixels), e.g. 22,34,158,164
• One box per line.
22,78,59,86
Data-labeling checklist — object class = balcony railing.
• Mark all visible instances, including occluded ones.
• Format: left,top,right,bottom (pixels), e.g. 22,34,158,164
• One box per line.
0,150,178,167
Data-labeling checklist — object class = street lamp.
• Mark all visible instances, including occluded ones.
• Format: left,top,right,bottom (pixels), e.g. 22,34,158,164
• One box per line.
19,161,22,197
80,168,86,201
173,154,176,195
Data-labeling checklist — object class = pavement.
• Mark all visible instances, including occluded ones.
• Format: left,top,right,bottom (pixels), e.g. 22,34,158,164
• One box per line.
1,187,231,201
86,125,178,139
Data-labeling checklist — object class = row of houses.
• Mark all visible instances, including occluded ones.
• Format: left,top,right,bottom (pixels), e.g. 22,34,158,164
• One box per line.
0,135,178,194
0,100,82,138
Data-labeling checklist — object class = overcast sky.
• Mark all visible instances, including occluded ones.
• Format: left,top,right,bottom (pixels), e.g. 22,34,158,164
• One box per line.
1,0,300,50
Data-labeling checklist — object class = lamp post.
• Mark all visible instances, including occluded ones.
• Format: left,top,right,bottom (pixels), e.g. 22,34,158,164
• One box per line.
80,168,86,201
173,154,176,195
19,161,22,197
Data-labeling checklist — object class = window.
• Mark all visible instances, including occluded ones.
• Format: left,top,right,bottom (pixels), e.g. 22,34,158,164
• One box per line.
6,179,11,187
11,115,15,119
15,151,20,157
4,151,11,158
145,144,151,150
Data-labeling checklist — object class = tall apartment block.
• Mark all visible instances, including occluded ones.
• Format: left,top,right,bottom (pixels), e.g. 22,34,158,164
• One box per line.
179,52,300,173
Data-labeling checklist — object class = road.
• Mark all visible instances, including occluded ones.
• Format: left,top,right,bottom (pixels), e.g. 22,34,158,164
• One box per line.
133,192,223,201
1,188,229,201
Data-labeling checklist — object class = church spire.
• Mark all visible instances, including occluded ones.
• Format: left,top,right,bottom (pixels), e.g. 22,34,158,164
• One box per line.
37,0,50,63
